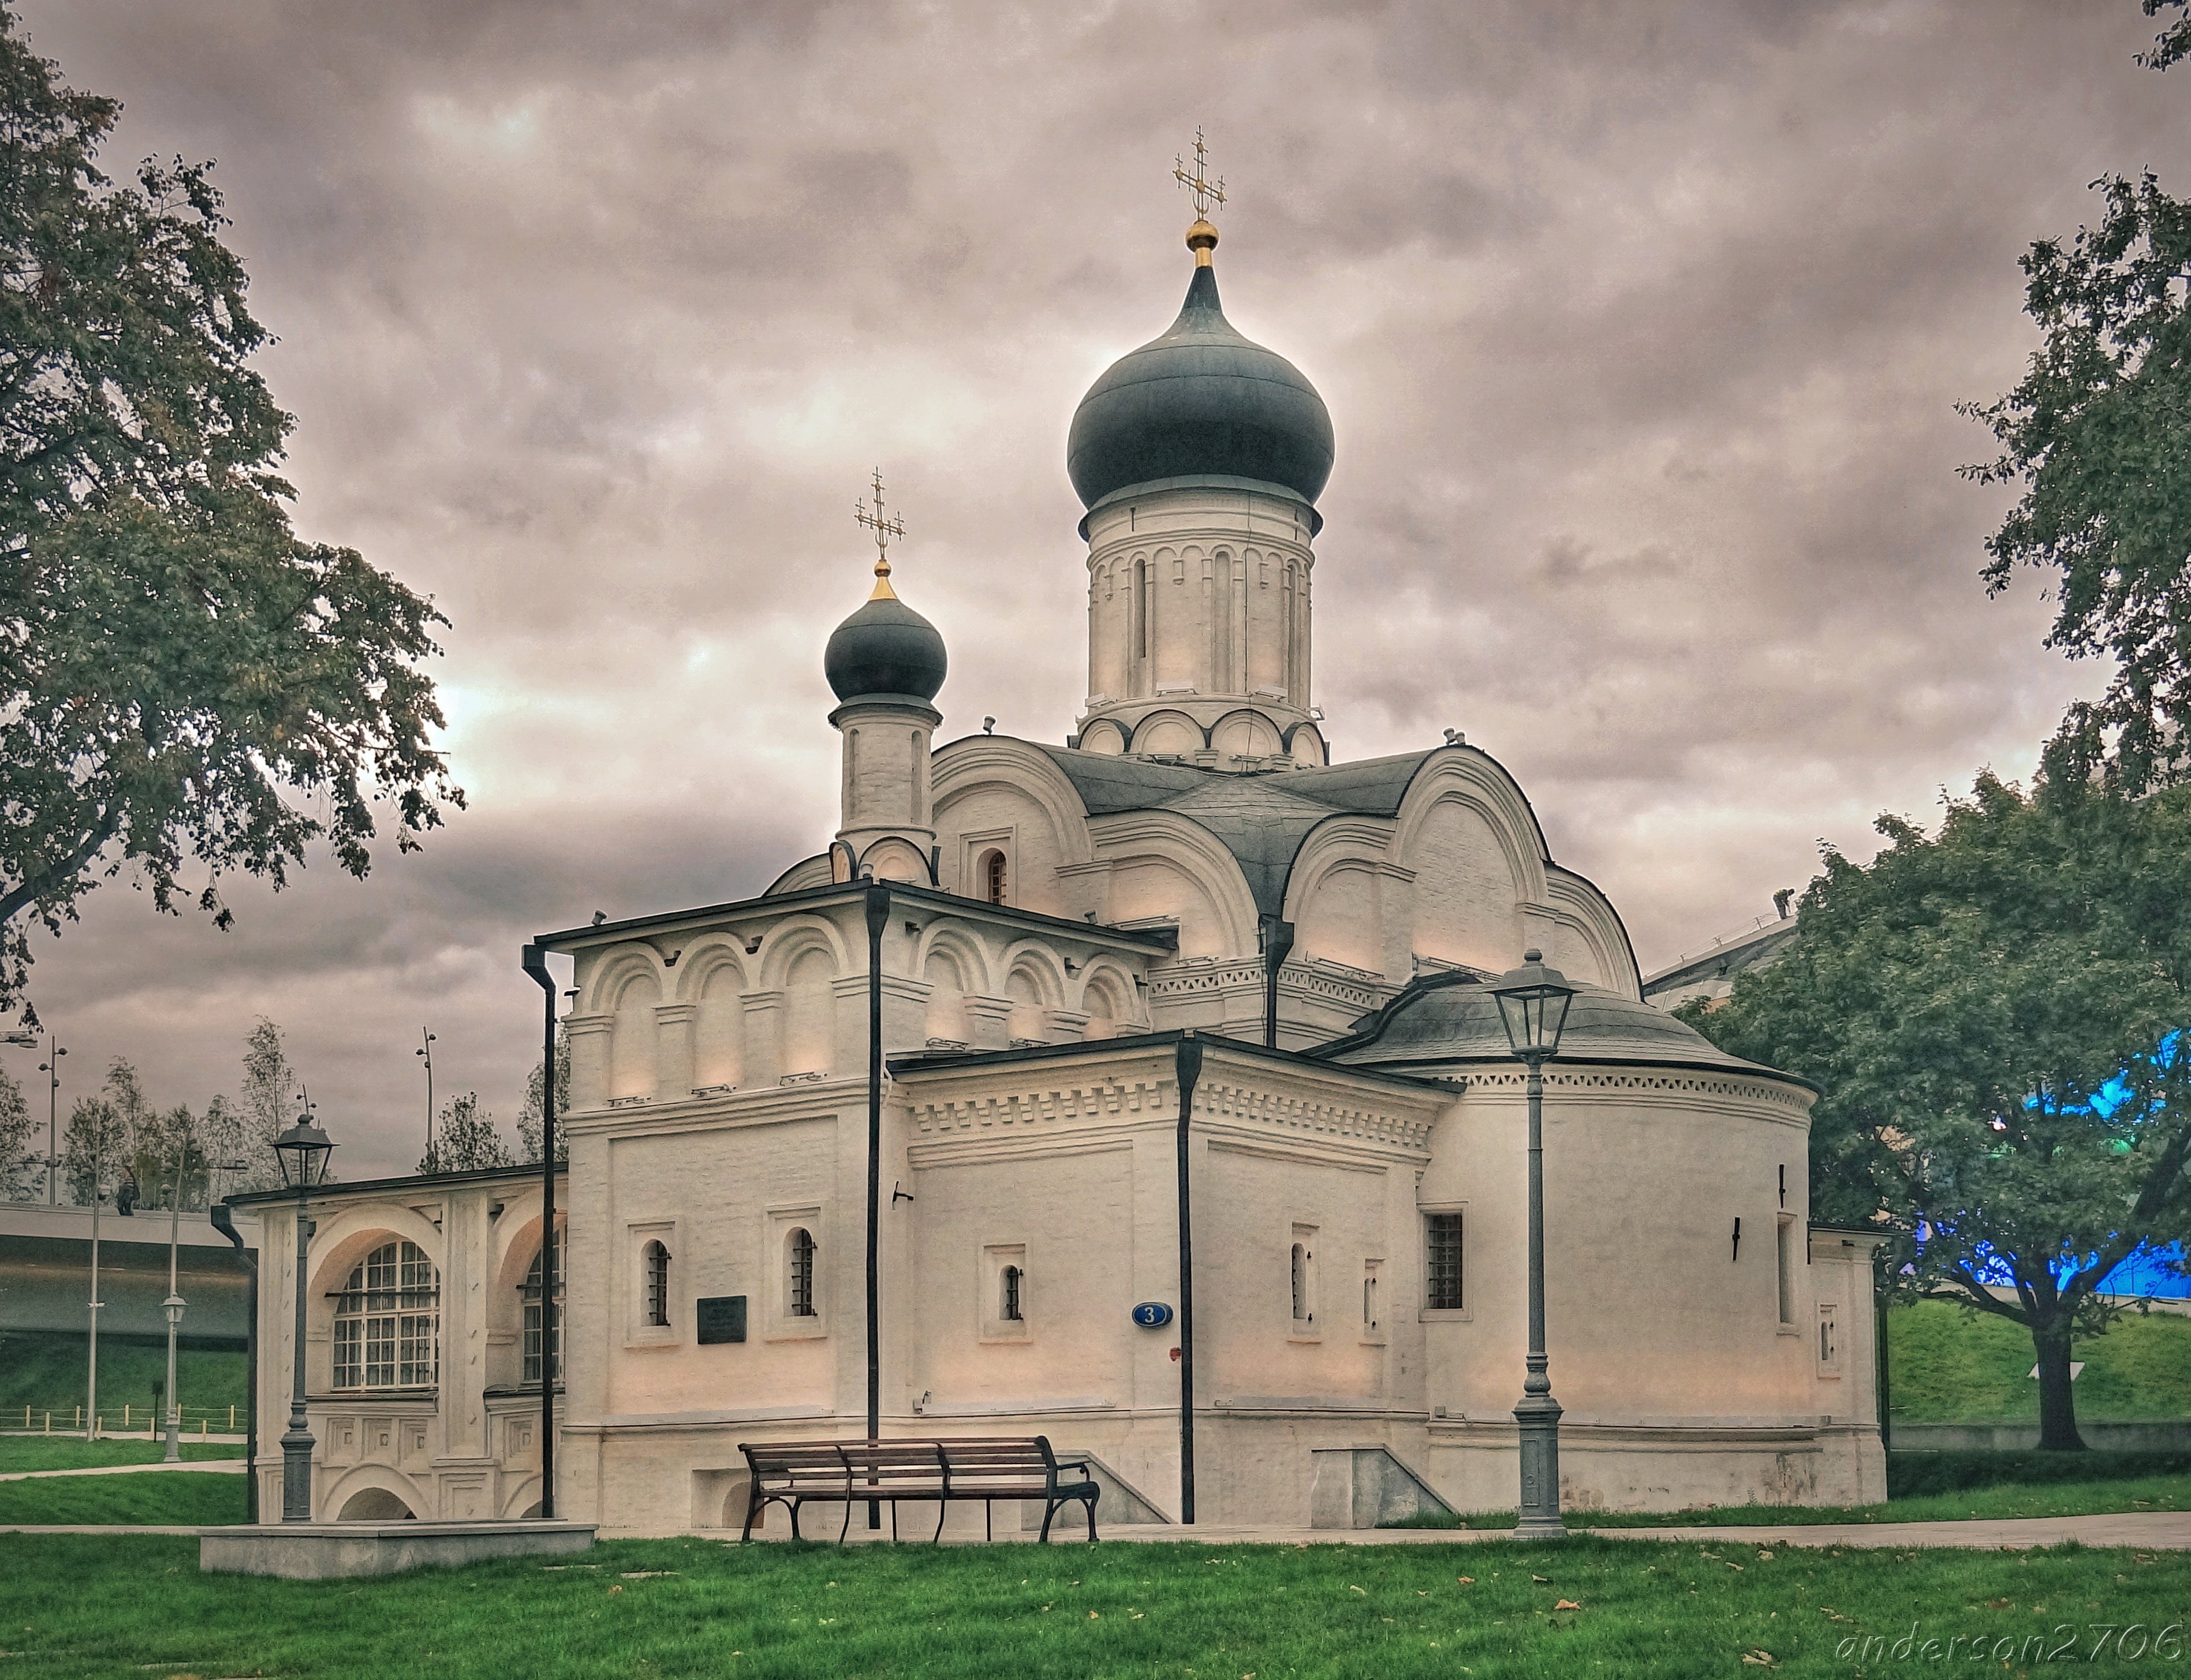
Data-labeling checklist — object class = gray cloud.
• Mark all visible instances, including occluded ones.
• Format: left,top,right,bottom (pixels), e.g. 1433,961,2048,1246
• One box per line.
9,0,2175,1174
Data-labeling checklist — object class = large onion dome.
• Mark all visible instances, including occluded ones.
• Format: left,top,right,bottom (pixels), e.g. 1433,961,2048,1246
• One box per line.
824,581,947,704
1066,222,1334,512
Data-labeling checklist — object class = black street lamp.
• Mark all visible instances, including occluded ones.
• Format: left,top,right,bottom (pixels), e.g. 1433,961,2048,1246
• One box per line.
1490,947,1578,1542
271,1115,334,1522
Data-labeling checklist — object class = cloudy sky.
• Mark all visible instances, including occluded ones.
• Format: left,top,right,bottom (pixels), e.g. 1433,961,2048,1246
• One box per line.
11,1,2181,1178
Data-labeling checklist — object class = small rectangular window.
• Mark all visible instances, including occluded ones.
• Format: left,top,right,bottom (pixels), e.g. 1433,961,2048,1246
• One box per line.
1775,1215,1796,1327
1289,1223,1318,1330
1817,1303,1841,1372
1425,1212,1465,1311
980,1241,1029,1339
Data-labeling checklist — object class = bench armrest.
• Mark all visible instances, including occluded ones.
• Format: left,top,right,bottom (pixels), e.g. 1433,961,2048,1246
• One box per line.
1050,1458,1091,1477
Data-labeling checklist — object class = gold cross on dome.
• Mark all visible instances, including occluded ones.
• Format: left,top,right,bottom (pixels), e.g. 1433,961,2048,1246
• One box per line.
853,468,906,599
1174,128,1226,222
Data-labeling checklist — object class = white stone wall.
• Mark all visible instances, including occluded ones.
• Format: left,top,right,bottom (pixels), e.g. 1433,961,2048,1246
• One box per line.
247,1171,564,1522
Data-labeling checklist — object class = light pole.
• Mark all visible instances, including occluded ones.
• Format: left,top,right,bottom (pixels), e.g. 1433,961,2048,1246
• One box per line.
271,1112,335,1521
416,1030,436,1172
162,1111,196,1462
87,1112,103,1438
1490,948,1579,1543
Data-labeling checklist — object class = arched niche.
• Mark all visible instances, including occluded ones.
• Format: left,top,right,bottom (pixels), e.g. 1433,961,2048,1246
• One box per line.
1132,713,1201,757
1211,711,1282,761
781,945,836,1077
608,968,662,1100
1078,964,1137,1041
921,942,976,1047
1078,719,1128,756
689,950,747,1089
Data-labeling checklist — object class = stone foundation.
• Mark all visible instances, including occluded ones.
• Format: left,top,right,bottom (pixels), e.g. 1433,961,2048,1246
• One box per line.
199,1520,597,1578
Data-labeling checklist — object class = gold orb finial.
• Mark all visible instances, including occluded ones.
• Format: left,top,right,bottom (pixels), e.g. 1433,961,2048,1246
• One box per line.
1185,218,1219,267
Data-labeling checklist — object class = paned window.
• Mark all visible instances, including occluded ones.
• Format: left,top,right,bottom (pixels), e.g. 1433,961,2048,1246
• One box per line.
1425,1212,1465,1311
787,1227,817,1317
331,1240,439,1390
982,850,1007,905
522,1233,563,1383
643,1239,671,1328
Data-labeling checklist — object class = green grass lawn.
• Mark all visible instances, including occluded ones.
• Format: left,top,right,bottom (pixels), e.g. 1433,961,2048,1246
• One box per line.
1891,1300,2191,1424
1397,1472,2191,1530
0,1469,243,1526
1,1532,2185,1679
0,1438,243,1472
0,1330,247,1428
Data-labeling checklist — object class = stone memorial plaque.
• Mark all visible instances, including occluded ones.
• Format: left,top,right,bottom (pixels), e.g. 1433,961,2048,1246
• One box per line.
696,1294,747,1345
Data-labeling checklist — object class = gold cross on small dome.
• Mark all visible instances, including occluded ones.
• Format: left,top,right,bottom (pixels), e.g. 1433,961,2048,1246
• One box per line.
853,468,907,599
1174,128,1225,221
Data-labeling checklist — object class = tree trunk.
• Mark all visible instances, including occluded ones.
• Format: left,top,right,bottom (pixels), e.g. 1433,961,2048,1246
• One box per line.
2032,1321,2086,1451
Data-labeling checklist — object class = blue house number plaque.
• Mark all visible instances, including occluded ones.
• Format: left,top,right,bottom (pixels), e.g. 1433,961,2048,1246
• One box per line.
1131,1301,1174,1328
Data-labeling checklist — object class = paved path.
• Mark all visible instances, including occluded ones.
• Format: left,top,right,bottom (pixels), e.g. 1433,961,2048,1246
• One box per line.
610,1510,2191,1551
5,1509,2188,1548
0,1459,247,1483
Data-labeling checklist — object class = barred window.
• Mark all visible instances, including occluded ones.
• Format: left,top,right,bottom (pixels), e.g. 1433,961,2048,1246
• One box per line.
522,1233,563,1383
1425,1212,1465,1311
787,1226,816,1318
1001,1263,1024,1323
642,1240,671,1328
331,1241,439,1390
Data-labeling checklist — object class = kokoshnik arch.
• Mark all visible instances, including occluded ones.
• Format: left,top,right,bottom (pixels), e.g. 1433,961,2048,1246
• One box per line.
230,175,1884,1532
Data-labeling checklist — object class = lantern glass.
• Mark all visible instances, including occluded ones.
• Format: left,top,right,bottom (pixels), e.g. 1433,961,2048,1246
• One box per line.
1490,949,1578,1061
163,1293,186,1327
271,1119,334,1189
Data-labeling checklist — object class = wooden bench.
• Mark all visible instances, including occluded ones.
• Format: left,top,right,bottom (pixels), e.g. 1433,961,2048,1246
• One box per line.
737,1436,1100,1544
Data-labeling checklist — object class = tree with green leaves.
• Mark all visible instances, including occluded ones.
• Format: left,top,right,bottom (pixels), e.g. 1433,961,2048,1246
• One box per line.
422,1091,511,1174
227,1017,295,1192
0,9,461,1009
0,1059,29,1198
516,1028,570,1166
60,1056,147,1207
1959,3,2191,793
1681,774,2191,1450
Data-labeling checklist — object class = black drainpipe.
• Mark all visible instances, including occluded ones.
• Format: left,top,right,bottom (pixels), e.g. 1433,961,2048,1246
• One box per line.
864,883,890,1527
209,1203,256,1524
1174,1033,1205,1524
522,943,559,1520
1259,917,1294,1050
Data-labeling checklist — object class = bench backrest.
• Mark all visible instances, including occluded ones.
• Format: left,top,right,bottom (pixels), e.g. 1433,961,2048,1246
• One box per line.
740,1435,1065,1493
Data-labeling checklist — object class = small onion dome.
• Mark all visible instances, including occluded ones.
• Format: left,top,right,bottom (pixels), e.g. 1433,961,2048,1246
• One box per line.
1066,226,1334,511
824,587,947,704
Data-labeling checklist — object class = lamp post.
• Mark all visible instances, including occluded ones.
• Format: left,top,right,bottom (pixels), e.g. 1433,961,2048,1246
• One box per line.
271,1113,334,1521
1490,947,1578,1543
416,1030,436,1172
161,1112,196,1462
33,1039,62,1204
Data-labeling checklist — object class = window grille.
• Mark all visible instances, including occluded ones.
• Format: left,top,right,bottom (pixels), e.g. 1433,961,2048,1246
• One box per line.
1425,1212,1465,1310
983,851,1007,905
787,1227,816,1317
1001,1263,1024,1322
331,1240,439,1390
643,1240,670,1328
1290,1242,1309,1323
522,1233,563,1383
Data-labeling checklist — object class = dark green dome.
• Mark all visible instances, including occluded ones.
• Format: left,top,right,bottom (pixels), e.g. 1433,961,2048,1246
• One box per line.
824,587,947,704
1067,264,1334,511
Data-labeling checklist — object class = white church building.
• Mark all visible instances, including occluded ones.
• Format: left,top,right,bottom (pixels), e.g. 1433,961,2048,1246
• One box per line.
239,200,1884,1532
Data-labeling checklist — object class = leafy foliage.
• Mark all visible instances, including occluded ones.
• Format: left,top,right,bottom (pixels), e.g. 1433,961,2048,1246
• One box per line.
58,1056,146,1205
421,1091,511,1174
226,1016,297,1193
1961,10,2191,793
1681,774,2191,1447
2141,0,2191,72
0,1058,28,1197
0,9,460,1007
515,1026,570,1165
